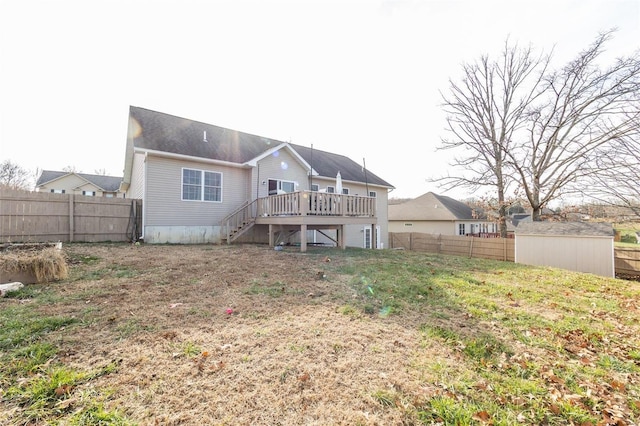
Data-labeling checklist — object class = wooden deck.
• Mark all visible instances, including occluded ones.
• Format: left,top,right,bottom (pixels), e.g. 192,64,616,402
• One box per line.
222,191,378,251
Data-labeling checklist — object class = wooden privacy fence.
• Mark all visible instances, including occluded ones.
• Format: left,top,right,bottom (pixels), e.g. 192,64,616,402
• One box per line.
614,247,640,276
0,188,141,243
389,232,515,262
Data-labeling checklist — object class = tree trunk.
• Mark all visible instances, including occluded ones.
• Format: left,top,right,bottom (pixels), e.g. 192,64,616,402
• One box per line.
531,183,542,221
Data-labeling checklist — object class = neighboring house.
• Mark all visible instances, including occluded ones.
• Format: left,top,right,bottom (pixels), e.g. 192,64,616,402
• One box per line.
388,192,497,236
121,106,394,249
36,171,125,197
515,222,614,277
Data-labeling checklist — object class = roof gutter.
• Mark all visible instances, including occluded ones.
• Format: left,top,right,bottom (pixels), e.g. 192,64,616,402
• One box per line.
134,147,252,169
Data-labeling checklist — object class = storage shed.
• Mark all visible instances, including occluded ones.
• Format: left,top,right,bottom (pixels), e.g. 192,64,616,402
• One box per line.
515,222,614,278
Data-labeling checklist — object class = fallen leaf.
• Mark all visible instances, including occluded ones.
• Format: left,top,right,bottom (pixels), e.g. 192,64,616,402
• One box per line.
610,380,625,391
472,410,492,423
298,372,310,382
55,396,78,409
54,385,72,397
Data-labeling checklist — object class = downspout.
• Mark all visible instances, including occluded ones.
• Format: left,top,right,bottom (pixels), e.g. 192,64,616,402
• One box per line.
309,144,313,190
141,152,147,240
256,163,260,200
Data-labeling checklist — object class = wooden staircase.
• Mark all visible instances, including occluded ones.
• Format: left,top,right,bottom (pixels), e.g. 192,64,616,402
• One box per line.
221,200,258,243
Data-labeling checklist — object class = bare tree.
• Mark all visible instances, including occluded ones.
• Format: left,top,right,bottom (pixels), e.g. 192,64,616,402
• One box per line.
585,126,640,216
434,40,548,236
435,31,640,227
508,32,640,220
0,160,32,190
63,165,80,173
94,168,108,176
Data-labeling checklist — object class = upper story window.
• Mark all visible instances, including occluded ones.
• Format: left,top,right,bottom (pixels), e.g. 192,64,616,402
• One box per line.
182,168,222,202
327,186,335,193
310,184,319,192
369,191,377,198
342,188,349,195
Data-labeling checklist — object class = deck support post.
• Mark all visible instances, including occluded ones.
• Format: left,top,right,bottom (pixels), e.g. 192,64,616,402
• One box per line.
300,224,307,252
269,224,274,247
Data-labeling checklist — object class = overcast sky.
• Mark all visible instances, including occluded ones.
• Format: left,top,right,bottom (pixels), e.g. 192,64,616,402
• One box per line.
1,0,638,199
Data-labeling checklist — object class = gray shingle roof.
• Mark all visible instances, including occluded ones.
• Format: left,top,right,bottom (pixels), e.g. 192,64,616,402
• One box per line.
290,144,391,188
36,170,123,192
515,221,614,237
129,106,393,188
389,192,480,221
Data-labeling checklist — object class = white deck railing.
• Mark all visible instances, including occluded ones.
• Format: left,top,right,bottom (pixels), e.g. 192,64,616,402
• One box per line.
257,191,376,217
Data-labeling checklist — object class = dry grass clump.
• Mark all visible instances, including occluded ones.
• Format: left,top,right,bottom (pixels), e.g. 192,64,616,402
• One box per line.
0,246,68,283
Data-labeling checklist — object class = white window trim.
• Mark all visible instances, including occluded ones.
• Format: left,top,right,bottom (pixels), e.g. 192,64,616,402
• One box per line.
181,167,223,203
342,188,349,195
268,178,296,194
369,190,377,198
327,186,335,193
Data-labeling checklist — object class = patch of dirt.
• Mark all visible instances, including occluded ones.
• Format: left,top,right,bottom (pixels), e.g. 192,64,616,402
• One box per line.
20,244,442,424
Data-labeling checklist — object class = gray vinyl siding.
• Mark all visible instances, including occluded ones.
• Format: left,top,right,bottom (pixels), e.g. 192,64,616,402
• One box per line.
128,153,145,200
255,148,309,197
145,155,250,227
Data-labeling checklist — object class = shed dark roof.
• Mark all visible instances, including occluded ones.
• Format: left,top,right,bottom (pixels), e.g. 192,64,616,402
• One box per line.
128,106,393,188
36,170,123,192
389,192,482,221
515,222,614,237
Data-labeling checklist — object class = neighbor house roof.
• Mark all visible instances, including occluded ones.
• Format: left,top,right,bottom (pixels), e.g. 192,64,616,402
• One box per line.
515,222,614,237
388,192,483,221
126,106,393,188
36,170,123,192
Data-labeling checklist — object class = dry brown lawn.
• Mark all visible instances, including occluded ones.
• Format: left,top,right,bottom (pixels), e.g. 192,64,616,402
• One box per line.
19,244,433,425
3,243,640,425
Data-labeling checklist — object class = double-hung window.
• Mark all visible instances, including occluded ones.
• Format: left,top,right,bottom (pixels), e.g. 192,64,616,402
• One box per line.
182,168,222,202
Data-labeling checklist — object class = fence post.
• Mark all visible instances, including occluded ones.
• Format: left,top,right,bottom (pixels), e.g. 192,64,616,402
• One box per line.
469,236,474,258
503,237,507,261
409,232,413,251
68,194,74,242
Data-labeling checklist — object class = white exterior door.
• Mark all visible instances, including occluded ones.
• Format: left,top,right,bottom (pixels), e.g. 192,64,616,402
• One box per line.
363,226,381,249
